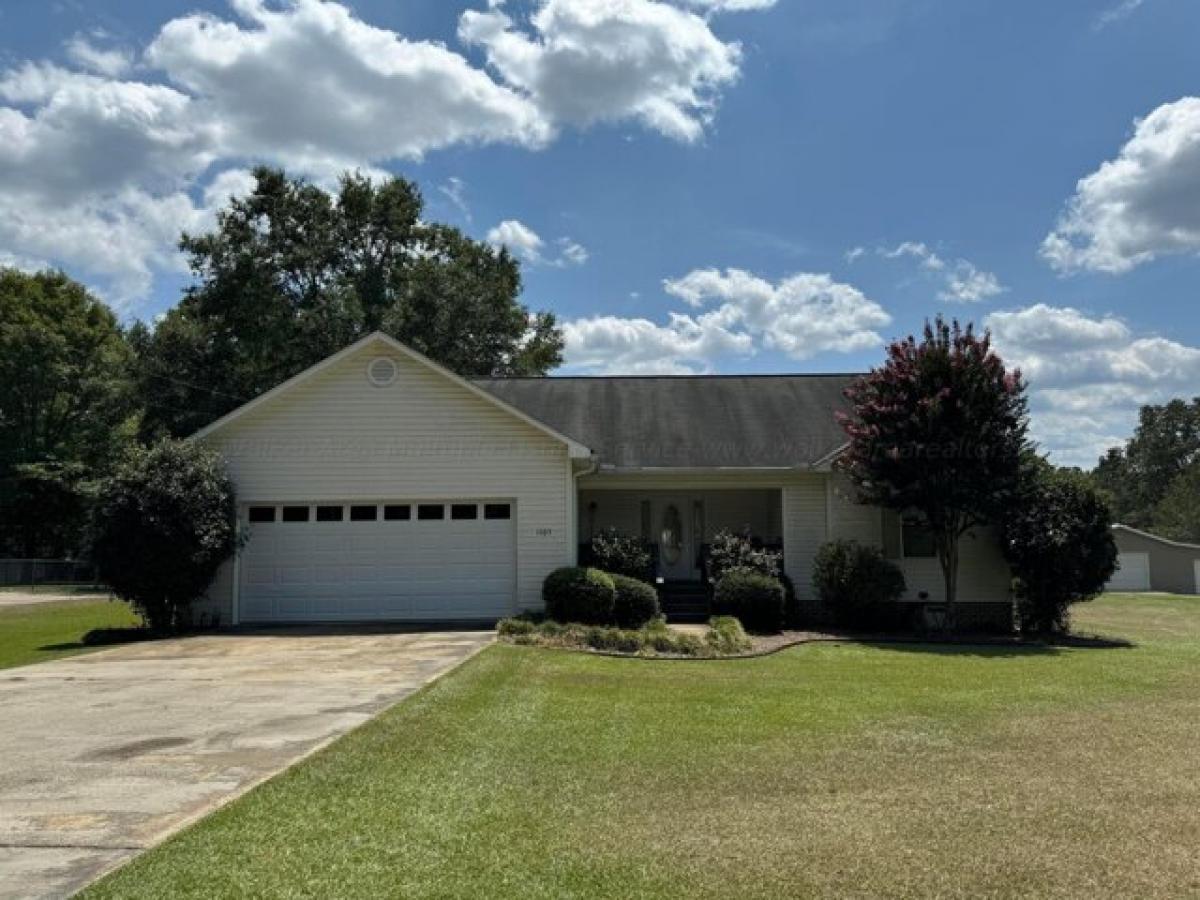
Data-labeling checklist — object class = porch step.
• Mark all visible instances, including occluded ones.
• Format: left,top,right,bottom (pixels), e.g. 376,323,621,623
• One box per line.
658,581,711,624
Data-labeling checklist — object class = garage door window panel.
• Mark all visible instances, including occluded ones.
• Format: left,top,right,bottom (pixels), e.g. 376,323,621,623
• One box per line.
282,506,311,523
484,503,511,520
418,504,445,521
316,505,344,522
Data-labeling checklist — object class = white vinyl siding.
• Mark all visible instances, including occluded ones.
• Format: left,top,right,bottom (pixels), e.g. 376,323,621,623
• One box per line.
827,474,882,546
198,342,571,623
782,476,827,596
895,526,1012,604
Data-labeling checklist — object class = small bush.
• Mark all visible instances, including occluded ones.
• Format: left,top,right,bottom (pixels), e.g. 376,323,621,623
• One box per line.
668,631,704,655
706,616,753,654
543,567,616,625
536,620,565,638
713,568,786,633
585,626,644,654
589,529,654,582
812,540,907,630
610,573,661,628
708,528,781,581
497,617,536,637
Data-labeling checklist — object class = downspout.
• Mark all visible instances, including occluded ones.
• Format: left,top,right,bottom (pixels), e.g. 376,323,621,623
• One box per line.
570,455,600,564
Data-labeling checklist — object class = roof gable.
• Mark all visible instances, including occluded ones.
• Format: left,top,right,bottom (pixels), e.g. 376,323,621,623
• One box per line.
192,332,591,457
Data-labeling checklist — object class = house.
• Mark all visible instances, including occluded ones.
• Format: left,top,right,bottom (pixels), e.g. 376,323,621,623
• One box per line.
1106,524,1200,594
192,332,1014,629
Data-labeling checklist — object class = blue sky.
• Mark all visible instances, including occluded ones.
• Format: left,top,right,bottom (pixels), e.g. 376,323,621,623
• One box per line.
1,0,1198,466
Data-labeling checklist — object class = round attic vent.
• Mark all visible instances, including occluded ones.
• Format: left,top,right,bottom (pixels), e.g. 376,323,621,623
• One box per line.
367,356,398,387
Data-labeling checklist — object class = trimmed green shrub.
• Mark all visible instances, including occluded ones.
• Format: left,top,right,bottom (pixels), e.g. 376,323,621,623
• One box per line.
668,631,704,655
497,618,536,637
91,439,240,633
713,568,786,633
543,567,616,625
812,540,907,630
536,620,566,638
589,529,654,582
707,528,781,581
706,616,753,654
610,573,661,628
584,626,644,653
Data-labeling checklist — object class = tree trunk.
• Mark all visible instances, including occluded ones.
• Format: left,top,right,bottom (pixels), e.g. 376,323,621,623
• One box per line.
938,533,960,634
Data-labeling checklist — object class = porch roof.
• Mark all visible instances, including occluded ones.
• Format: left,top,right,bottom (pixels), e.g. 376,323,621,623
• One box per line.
474,374,858,469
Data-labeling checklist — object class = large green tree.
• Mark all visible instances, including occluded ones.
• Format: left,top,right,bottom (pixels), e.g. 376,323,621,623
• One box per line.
1093,398,1200,528
838,317,1029,629
0,269,136,556
1152,459,1200,543
136,168,565,438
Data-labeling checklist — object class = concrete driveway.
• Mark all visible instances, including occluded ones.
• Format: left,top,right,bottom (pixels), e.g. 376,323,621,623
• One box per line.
0,627,492,900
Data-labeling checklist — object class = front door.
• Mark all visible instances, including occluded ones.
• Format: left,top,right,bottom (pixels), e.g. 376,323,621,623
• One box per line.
657,497,694,580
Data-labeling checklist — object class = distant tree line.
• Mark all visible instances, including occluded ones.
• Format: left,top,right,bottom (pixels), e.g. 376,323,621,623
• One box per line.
0,167,565,559
1092,398,1200,544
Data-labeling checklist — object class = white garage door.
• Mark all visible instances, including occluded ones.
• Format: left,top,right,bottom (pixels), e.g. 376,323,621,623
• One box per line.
238,501,515,623
1107,551,1151,592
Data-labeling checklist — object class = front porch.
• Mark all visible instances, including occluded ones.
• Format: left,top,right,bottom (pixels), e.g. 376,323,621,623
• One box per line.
576,487,784,620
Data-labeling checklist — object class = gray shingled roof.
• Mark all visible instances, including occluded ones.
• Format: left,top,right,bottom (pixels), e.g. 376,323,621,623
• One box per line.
474,374,859,469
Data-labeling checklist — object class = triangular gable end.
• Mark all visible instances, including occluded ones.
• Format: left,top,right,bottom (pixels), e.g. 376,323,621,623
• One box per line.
191,331,592,458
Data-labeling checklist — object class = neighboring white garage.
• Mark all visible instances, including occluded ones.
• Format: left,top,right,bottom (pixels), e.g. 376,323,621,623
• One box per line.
1107,551,1151,592
1106,524,1200,595
192,332,592,626
238,500,516,623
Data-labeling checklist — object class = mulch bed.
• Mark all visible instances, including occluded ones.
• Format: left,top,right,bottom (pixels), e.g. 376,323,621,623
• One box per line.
745,628,1132,655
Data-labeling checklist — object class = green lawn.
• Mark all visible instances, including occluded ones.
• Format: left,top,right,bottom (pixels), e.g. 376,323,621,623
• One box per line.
0,598,140,670
88,594,1200,899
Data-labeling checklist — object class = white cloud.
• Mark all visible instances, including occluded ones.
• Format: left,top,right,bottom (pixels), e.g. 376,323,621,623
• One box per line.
882,241,945,271
0,63,216,200
486,218,588,267
487,219,545,261
0,0,771,304
844,246,865,263
878,240,1004,302
558,238,589,265
941,262,1004,303
146,0,551,174
1094,0,1146,30
663,268,891,357
1042,96,1200,274
563,312,751,374
65,33,133,78
459,0,743,143
679,0,778,10
986,303,1200,466
0,189,205,302
437,176,471,223
564,268,889,374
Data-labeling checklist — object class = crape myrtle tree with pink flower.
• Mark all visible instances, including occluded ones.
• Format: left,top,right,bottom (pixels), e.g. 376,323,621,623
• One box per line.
837,316,1029,631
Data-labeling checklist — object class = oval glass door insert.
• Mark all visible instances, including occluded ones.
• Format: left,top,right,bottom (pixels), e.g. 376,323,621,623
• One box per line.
661,504,683,565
